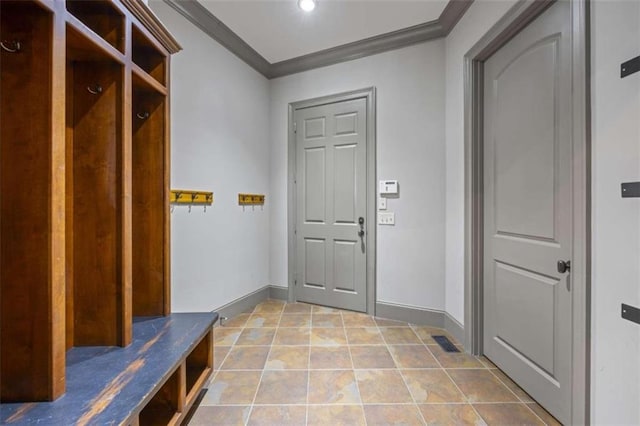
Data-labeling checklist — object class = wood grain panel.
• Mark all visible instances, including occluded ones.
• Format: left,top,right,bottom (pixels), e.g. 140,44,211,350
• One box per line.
132,90,166,316
68,60,124,347
0,1,65,402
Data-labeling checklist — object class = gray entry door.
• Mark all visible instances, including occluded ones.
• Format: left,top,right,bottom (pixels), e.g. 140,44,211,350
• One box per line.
483,1,572,423
294,98,367,312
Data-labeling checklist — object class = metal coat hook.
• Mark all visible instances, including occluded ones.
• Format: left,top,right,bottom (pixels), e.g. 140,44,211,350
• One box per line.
171,205,175,213
1,40,21,53
87,84,103,95
188,205,192,213
136,112,150,120
203,205,207,213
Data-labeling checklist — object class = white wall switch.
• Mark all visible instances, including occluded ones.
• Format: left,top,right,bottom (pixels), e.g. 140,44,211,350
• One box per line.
378,212,395,225
378,197,387,210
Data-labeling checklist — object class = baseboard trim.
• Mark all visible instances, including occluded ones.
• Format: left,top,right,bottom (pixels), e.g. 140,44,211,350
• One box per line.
444,312,465,345
213,286,270,320
269,286,288,301
375,301,445,328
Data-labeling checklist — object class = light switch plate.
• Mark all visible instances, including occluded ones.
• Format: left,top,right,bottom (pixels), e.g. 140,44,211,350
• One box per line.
378,212,395,225
378,197,387,210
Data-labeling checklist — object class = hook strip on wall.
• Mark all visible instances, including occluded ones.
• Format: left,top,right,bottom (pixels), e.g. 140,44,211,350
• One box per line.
238,194,265,206
170,189,213,205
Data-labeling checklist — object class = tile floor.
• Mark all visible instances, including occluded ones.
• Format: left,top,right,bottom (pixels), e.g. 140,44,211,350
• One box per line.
188,299,561,425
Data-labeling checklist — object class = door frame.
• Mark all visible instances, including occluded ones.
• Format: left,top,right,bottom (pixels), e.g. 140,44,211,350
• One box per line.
462,0,590,424
287,87,377,314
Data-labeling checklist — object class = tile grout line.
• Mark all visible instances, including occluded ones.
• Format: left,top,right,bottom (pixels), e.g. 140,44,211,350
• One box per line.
243,303,284,425
422,336,489,425
485,368,550,425
343,311,368,426
375,318,429,425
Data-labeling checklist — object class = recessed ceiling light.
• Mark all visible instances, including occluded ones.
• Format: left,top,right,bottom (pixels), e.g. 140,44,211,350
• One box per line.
298,0,316,12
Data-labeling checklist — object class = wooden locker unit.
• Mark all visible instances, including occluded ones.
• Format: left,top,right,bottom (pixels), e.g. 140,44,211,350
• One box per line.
0,2,211,419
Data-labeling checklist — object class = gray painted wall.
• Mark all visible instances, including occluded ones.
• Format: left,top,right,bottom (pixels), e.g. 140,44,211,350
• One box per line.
268,41,447,312
591,1,640,423
151,1,272,313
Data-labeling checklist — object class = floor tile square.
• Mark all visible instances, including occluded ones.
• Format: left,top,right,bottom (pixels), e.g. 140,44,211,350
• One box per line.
401,369,466,403
246,313,281,328
355,370,413,403
526,403,562,425
214,328,242,346
473,403,545,425
364,404,426,425
342,312,377,327
247,405,306,426
345,327,384,345
309,346,353,369
380,327,422,344
428,345,485,368
220,346,270,370
203,371,261,404
310,328,348,345
418,404,483,425
213,346,231,370
311,305,343,314
222,314,250,328
283,303,313,314
388,345,439,368
254,371,308,404
279,314,311,328
312,313,344,328
478,356,498,369
273,327,310,345
307,405,366,426
308,370,361,404
490,368,535,402
265,345,309,370
350,345,395,369
448,369,520,402
188,405,250,426
253,300,285,314
235,327,276,346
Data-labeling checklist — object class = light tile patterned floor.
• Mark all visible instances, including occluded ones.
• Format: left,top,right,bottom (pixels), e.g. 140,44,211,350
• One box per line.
188,300,561,425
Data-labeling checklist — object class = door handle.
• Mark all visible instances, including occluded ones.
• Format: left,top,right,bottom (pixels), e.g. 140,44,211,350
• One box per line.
557,260,571,274
358,217,365,237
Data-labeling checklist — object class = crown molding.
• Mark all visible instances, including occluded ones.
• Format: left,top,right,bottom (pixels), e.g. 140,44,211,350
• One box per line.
121,0,182,54
162,0,271,75
162,0,474,79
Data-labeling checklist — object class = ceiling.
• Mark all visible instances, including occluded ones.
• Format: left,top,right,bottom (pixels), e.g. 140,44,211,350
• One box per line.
198,0,449,63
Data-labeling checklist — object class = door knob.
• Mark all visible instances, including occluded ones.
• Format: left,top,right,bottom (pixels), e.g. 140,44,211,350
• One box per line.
557,260,571,274
358,217,365,237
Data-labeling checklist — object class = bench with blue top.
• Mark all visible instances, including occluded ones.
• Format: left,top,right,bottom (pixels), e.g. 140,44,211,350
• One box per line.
0,312,218,425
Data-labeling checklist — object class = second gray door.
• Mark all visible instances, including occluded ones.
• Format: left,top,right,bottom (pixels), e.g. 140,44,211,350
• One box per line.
483,1,573,423
294,98,367,312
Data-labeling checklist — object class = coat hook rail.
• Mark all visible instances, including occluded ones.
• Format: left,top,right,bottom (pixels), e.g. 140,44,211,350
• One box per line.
1,40,21,53
87,84,103,95
170,189,214,206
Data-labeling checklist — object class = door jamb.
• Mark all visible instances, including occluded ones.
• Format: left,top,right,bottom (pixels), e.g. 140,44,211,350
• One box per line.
287,87,377,315
463,0,590,424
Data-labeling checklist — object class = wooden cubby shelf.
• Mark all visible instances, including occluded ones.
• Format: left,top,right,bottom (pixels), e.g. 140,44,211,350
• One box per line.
0,2,211,425
132,24,167,86
0,313,218,425
65,0,125,53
